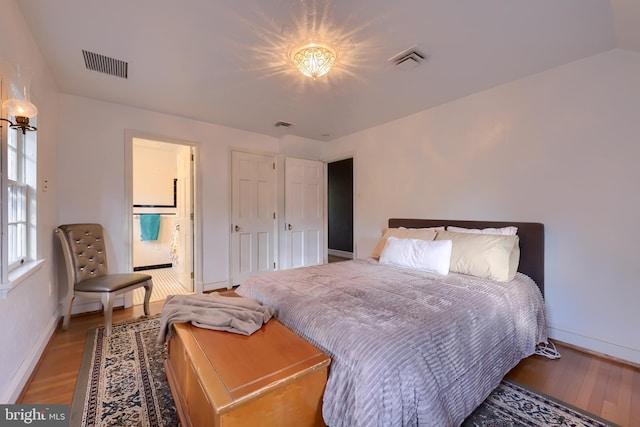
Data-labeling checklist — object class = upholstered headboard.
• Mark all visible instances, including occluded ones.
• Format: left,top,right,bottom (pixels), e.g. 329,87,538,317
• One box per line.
388,219,545,295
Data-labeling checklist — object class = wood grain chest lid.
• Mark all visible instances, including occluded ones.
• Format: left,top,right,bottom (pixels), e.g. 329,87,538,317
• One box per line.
176,320,330,410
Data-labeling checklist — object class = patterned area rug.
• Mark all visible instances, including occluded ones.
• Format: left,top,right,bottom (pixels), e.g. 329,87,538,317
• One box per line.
72,315,616,427
71,315,177,427
463,379,618,427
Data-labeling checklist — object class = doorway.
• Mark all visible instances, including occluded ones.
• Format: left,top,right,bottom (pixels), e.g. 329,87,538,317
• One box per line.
327,158,353,261
130,137,195,303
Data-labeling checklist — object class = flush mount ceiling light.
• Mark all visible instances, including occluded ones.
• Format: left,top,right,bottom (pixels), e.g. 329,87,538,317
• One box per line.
291,43,337,79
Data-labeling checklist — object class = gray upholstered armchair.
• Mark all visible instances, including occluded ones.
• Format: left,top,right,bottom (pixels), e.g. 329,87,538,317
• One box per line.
55,223,153,336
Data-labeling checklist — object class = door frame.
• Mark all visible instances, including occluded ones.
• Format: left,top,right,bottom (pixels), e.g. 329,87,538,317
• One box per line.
124,130,203,301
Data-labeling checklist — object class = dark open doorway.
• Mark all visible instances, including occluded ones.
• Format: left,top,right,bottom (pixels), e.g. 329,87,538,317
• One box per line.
327,158,354,261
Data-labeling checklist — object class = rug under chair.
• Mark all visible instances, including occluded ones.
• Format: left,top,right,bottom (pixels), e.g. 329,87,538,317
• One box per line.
71,315,617,427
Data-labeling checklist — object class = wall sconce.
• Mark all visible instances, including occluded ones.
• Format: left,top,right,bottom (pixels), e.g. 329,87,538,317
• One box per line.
1,102,38,134
1,66,38,134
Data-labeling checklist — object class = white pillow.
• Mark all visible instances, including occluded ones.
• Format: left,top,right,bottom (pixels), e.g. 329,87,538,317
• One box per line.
379,237,452,275
447,225,518,236
435,230,520,282
371,227,440,258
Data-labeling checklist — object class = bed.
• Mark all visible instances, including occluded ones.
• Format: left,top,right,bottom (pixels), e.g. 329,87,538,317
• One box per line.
236,218,548,426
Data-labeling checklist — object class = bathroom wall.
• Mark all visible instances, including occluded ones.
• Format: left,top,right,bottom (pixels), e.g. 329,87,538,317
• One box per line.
132,139,179,269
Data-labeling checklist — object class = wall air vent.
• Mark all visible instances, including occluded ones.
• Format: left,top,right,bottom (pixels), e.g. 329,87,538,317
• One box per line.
388,44,428,70
82,50,128,79
274,121,295,128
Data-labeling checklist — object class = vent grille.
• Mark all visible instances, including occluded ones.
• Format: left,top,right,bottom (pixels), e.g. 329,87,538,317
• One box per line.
274,121,294,128
394,51,425,66
388,44,428,69
82,50,128,79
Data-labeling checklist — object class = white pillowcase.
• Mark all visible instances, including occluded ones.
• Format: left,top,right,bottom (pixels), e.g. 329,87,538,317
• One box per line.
371,227,440,258
379,237,452,275
447,225,518,236
435,230,520,282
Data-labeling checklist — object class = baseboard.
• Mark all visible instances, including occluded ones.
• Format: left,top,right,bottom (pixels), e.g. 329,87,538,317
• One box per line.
3,306,61,403
133,263,172,271
548,324,640,365
552,338,640,370
328,249,354,259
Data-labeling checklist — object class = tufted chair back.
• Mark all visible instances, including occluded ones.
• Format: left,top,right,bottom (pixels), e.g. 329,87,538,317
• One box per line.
55,222,153,336
56,223,108,284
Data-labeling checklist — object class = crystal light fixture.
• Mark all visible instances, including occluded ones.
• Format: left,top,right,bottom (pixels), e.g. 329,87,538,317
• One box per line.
292,43,337,79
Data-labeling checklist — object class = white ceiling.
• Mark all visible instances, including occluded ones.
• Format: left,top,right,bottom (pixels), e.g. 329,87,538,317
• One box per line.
15,0,638,141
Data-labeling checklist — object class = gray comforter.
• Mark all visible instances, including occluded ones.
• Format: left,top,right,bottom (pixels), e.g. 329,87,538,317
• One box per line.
236,258,548,427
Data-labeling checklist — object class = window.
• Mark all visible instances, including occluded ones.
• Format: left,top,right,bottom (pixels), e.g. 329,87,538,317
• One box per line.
8,123,29,268
1,114,37,284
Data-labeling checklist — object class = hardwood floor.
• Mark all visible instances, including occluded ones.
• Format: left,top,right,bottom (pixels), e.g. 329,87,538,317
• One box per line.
18,302,164,405
19,304,640,426
328,254,351,263
507,342,640,426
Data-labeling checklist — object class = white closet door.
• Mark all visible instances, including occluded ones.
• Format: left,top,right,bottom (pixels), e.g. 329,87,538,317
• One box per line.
284,157,324,269
230,151,276,286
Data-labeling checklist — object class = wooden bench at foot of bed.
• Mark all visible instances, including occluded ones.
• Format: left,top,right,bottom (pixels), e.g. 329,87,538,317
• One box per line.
165,320,331,427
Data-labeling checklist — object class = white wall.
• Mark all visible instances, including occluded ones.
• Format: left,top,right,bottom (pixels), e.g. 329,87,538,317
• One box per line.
0,0,60,403
279,134,326,159
57,95,279,293
133,141,178,207
324,48,640,364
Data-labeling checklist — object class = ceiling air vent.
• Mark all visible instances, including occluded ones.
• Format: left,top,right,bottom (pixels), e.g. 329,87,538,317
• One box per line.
82,50,128,79
274,121,294,128
388,44,428,70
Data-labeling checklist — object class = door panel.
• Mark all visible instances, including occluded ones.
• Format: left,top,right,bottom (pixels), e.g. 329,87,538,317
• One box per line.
284,157,324,269
231,151,275,286
176,146,193,291
306,230,320,262
257,232,271,271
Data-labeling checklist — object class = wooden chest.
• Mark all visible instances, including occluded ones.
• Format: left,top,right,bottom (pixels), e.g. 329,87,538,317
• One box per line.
165,320,331,427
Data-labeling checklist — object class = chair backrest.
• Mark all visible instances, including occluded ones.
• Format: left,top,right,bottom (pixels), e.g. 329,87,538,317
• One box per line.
56,223,109,285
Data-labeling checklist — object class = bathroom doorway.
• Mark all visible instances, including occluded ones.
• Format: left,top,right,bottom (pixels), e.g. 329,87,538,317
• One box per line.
130,137,195,303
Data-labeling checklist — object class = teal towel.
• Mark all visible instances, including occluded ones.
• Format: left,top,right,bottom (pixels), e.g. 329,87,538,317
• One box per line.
140,214,161,241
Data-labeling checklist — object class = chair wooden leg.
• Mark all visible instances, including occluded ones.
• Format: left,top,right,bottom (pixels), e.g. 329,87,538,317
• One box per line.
143,280,153,316
62,294,75,331
101,293,115,336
